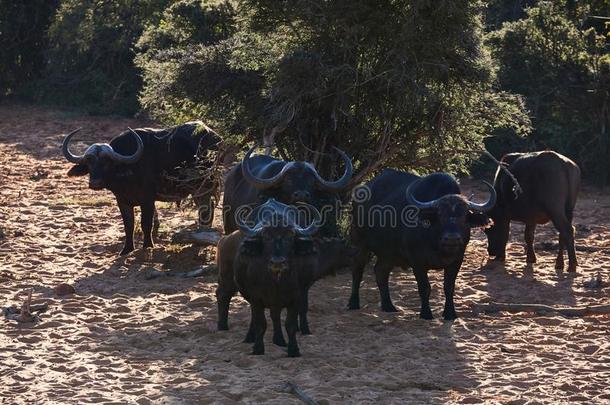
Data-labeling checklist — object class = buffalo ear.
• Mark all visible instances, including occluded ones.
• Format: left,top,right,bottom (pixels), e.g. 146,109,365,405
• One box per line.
468,211,493,229
67,164,89,177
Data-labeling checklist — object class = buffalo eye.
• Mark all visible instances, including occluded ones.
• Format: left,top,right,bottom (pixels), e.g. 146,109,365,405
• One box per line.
467,211,493,229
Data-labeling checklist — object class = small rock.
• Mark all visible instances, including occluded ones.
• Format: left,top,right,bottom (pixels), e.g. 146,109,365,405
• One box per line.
14,230,24,237
55,283,76,296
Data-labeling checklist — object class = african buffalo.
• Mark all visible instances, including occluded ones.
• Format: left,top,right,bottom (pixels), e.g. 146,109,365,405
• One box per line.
217,229,356,346
62,121,220,255
485,150,581,272
222,146,353,235
349,170,495,320
216,199,321,357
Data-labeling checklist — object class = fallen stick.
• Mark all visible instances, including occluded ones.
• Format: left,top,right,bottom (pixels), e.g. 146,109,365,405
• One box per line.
3,290,48,323
285,381,320,405
473,302,610,317
171,229,222,246
144,265,216,280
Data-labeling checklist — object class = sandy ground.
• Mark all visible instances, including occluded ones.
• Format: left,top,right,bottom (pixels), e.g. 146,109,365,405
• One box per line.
1,104,609,404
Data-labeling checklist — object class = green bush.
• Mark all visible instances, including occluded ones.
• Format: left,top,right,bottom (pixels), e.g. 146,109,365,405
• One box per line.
0,0,59,96
487,1,609,183
137,0,530,178
27,0,170,114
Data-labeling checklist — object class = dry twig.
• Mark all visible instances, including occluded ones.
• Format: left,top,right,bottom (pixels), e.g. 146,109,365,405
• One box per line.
284,381,320,405
473,301,610,317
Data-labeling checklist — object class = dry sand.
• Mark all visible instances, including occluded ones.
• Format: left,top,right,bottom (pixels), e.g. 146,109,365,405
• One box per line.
1,104,609,404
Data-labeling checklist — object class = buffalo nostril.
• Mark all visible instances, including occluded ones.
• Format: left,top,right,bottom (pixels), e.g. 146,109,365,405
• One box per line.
291,191,310,202
270,256,287,265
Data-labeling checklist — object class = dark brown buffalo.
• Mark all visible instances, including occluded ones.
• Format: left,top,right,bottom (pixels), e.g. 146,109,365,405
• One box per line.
485,150,581,272
216,199,321,357
62,122,220,255
349,170,495,320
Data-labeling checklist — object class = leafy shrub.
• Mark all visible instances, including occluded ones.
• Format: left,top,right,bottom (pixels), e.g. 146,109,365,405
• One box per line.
487,2,609,183
29,0,170,114
0,0,59,96
137,0,530,178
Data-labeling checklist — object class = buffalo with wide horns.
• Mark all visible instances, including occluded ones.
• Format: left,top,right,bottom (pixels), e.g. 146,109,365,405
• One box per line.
349,170,496,320
62,121,221,255
222,146,353,236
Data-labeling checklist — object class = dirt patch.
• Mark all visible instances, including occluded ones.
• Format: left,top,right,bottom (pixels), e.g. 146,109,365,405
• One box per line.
1,104,609,404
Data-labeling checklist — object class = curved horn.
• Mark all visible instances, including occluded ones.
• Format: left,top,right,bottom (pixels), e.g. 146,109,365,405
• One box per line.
241,146,291,190
405,177,441,209
313,147,353,191
107,127,144,164
238,221,263,237
293,204,322,236
466,181,497,212
61,128,84,163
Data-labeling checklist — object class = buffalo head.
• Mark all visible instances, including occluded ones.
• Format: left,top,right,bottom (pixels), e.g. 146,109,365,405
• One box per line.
241,146,353,203
406,178,496,255
237,199,321,278
62,128,144,190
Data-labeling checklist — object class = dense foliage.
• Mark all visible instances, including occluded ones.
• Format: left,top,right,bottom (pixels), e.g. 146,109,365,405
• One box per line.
0,0,59,95
137,0,530,178
487,1,609,183
0,0,607,181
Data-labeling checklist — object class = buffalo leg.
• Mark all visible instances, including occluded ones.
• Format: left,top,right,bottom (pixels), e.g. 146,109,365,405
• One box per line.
271,307,287,347
195,192,214,228
141,201,155,249
215,285,235,331
298,287,311,335
525,223,537,263
375,262,397,312
286,305,300,357
251,303,266,355
152,208,160,239
565,225,577,272
347,248,369,310
413,267,433,319
117,201,135,255
244,306,256,343
442,262,461,321
551,216,576,272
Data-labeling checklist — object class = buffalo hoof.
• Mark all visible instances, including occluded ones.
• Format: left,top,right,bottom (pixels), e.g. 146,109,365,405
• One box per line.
299,323,311,335
443,311,457,321
554,261,564,271
347,299,360,310
217,322,229,331
273,334,287,347
567,263,577,273
287,347,301,358
252,345,264,355
119,246,134,256
419,311,433,320
243,331,255,344
381,303,398,313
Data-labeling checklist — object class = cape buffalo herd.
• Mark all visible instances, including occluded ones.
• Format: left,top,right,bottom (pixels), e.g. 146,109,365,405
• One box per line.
61,123,583,357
